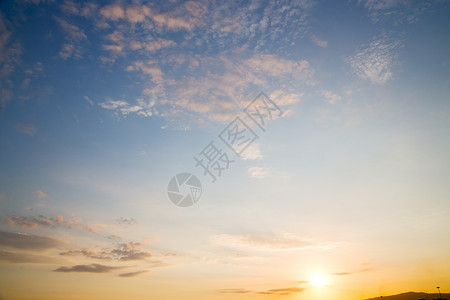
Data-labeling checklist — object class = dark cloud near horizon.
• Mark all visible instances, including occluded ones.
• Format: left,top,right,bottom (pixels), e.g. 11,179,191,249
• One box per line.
54,263,123,273
118,270,147,277
0,230,62,251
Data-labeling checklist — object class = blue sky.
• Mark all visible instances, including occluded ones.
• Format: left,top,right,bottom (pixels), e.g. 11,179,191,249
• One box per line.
1,1,450,299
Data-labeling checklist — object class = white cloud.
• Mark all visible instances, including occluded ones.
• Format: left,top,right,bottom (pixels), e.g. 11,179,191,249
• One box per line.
347,35,401,84
248,166,269,179
99,100,129,110
84,95,94,105
321,90,342,104
311,34,328,47
99,99,152,117
241,144,263,161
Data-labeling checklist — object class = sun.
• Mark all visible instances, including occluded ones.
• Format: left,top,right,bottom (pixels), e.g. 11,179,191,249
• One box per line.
310,273,328,287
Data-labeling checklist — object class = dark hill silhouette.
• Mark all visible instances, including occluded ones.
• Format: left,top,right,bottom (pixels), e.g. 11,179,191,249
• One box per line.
366,292,450,300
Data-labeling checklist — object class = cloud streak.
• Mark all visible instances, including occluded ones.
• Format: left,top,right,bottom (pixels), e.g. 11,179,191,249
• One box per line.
0,231,62,251
219,286,305,296
54,263,123,273
0,250,53,263
212,234,325,250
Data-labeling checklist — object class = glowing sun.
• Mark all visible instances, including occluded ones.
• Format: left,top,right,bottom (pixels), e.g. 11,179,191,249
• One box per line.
310,273,328,287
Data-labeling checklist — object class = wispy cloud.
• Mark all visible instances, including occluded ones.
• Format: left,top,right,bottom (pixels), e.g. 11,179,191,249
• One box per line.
321,90,342,104
0,231,62,251
54,263,123,273
347,35,402,84
35,190,48,199
212,234,325,250
84,95,94,105
16,122,38,135
0,250,54,263
98,99,150,118
311,34,328,47
357,0,436,24
54,17,87,59
241,143,263,161
116,217,138,226
107,53,313,126
248,166,269,179
118,270,147,277
91,1,315,127
5,214,105,233
0,13,22,109
219,286,305,296
60,242,152,261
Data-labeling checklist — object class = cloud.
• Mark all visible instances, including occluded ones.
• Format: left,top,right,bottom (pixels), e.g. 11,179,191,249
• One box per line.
219,287,305,296
107,53,313,127
212,234,320,250
151,14,194,31
125,6,151,23
60,242,152,261
84,95,94,105
91,1,316,127
16,122,38,135
99,4,125,20
35,190,48,199
347,35,401,84
244,54,313,81
0,250,53,263
269,90,303,106
0,13,23,82
241,144,263,161
248,166,269,179
0,231,62,251
54,17,87,59
311,34,328,47
332,268,370,276
357,0,436,24
54,263,123,273
98,99,149,117
321,90,342,104
60,0,79,15
118,270,147,277
116,217,138,226
5,214,105,234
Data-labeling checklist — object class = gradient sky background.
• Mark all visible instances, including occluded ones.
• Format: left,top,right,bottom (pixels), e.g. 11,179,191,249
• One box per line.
1,0,450,299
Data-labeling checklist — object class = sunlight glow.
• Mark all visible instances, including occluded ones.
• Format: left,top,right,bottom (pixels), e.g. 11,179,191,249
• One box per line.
310,273,328,287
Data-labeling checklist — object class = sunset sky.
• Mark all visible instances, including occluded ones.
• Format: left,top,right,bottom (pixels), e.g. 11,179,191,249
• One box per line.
1,0,450,299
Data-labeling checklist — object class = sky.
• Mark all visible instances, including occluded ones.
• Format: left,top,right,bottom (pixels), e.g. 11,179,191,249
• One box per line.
0,0,450,299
